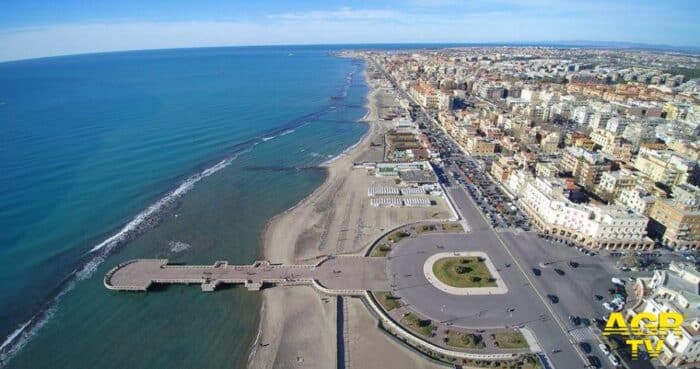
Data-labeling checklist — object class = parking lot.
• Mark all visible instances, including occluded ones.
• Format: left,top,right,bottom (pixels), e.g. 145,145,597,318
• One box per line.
451,158,531,231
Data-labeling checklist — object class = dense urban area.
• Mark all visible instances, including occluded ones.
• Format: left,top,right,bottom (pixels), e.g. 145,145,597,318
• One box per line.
354,47,700,369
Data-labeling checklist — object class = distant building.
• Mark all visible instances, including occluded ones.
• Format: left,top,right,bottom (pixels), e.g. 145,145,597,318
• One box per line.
634,149,699,187
491,156,517,183
465,136,496,156
536,162,560,178
410,82,440,109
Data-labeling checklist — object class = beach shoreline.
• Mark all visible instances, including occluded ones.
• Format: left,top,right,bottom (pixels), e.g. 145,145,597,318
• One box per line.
248,56,451,369
248,61,380,369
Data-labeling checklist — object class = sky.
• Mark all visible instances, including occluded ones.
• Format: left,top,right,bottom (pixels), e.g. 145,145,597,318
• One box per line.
0,0,698,61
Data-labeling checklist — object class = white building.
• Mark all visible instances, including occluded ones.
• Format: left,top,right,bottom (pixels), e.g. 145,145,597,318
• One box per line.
519,177,652,249
629,262,700,367
504,168,533,197
616,187,657,216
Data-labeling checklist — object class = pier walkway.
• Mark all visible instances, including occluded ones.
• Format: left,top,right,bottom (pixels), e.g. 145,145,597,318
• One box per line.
104,256,389,295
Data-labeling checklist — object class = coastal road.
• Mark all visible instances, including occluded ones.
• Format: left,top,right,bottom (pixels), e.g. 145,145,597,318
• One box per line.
395,150,581,359
370,56,605,368
440,171,615,368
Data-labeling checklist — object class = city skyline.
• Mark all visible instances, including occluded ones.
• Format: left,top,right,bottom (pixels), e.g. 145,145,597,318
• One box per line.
1,0,699,62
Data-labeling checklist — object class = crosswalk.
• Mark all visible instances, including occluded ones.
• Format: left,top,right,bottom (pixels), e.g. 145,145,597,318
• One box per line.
569,327,591,342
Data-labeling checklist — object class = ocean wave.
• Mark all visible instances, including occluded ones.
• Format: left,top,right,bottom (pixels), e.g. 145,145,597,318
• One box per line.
0,57,367,368
168,241,192,253
0,281,70,367
0,148,252,368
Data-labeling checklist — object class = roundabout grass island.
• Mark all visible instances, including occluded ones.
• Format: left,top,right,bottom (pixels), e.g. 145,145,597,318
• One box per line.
431,256,496,288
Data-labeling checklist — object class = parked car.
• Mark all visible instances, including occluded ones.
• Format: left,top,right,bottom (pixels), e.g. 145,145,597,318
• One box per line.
532,268,541,276
547,294,559,303
608,354,620,366
554,268,565,276
587,355,601,368
599,343,611,355
579,342,591,353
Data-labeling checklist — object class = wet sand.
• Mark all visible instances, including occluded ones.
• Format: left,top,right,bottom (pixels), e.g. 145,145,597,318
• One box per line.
249,68,451,369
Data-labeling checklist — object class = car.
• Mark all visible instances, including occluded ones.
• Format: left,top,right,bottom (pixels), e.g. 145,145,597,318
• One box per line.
607,354,620,366
532,268,541,276
603,302,614,311
599,343,611,355
554,268,565,276
587,355,601,368
547,294,559,303
569,315,581,325
568,261,579,268
579,341,591,353
593,294,603,300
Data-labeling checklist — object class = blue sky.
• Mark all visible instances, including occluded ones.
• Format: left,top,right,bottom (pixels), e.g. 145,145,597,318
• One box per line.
0,0,698,61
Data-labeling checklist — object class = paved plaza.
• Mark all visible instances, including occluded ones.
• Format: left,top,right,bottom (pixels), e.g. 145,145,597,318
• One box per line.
105,256,390,293
105,172,623,369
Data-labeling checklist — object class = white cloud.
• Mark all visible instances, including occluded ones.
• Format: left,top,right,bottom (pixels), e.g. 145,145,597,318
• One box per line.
268,7,404,21
0,8,696,63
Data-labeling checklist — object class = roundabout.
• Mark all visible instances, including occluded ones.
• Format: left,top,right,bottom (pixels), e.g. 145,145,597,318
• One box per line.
423,251,508,295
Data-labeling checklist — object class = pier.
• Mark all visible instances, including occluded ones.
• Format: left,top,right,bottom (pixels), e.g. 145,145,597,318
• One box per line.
104,256,389,294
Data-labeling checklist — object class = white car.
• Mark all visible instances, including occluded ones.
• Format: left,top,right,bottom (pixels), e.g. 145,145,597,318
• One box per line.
603,302,614,311
608,353,620,366
611,277,626,286
599,343,611,355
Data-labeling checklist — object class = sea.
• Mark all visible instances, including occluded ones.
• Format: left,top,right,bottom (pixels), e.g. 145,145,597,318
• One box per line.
0,41,616,368
0,45,370,369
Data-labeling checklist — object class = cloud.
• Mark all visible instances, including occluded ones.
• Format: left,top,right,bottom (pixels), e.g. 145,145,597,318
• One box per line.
0,4,697,63
268,7,404,21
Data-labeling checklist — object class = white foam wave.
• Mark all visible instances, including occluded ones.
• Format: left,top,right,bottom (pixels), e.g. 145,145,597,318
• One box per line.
0,282,70,367
279,129,295,136
261,136,275,142
168,241,192,253
320,139,362,166
88,155,237,255
0,148,253,367
0,323,29,353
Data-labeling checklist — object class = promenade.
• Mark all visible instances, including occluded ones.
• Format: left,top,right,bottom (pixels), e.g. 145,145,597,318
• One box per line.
104,256,390,294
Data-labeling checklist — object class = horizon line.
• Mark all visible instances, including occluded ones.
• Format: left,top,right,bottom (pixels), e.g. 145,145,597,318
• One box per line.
2,39,699,64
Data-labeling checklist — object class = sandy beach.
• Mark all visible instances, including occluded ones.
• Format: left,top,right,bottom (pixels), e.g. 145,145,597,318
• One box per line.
249,64,451,369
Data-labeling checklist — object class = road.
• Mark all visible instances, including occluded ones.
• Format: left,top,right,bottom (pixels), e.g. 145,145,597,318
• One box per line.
370,55,619,368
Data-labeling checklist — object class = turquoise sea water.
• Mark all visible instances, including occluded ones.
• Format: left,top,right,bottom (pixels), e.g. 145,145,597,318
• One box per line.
0,46,368,368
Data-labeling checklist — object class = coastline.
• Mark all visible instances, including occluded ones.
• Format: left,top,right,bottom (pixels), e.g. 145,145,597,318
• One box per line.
249,58,451,369
249,65,380,369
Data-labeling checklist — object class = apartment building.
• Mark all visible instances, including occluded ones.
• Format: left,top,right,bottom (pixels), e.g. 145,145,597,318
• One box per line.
491,156,517,182
616,187,657,216
634,149,698,187
648,185,700,250
561,147,613,189
598,170,637,199
629,262,700,367
519,177,652,249
465,136,497,156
